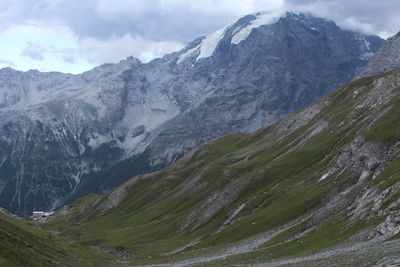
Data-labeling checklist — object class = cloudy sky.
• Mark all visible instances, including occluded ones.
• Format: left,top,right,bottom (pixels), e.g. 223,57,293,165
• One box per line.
1,0,399,74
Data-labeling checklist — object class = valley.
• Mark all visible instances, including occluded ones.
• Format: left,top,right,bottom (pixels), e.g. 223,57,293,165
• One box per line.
0,8,399,266
39,67,400,265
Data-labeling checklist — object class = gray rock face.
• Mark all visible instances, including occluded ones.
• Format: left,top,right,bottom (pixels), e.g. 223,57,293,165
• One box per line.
0,11,383,216
147,12,383,166
361,31,400,77
0,60,180,216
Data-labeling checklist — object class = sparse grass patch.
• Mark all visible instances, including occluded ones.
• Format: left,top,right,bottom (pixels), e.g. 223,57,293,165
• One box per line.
220,216,380,265
374,156,400,190
364,103,400,146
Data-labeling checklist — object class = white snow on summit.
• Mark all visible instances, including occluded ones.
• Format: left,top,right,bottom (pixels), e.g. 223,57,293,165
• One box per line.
177,46,200,64
231,11,285,45
197,26,228,60
178,23,232,63
177,11,286,64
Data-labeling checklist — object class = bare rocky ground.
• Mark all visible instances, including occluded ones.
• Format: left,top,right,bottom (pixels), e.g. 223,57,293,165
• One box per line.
134,213,399,267
263,236,400,267
135,234,400,267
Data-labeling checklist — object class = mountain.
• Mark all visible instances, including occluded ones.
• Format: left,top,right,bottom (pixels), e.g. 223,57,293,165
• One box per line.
0,11,384,216
361,31,400,76
44,67,400,266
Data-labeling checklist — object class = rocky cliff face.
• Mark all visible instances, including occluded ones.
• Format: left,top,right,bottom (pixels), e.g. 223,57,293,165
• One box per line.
0,11,383,216
147,11,383,166
0,60,181,215
361,31,400,77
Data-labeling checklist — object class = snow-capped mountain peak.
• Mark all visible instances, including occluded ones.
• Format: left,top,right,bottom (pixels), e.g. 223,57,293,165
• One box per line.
231,10,286,44
177,23,231,63
177,10,287,63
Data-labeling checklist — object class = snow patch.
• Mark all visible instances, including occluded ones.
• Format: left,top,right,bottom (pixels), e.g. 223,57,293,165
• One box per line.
177,46,200,64
178,24,230,63
318,168,338,182
177,11,287,63
318,173,329,182
231,11,285,45
197,27,227,60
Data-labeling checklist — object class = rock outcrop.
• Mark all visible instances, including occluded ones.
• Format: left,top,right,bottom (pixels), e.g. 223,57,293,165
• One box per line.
360,31,400,76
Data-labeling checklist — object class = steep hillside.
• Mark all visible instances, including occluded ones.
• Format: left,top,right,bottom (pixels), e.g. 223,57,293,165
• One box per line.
0,206,137,266
46,67,400,266
0,209,84,266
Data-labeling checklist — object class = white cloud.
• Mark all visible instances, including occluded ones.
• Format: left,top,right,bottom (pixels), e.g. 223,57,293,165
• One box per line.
0,59,16,68
0,17,184,73
20,42,45,61
95,0,284,18
283,0,400,38
1,0,400,74
78,34,184,64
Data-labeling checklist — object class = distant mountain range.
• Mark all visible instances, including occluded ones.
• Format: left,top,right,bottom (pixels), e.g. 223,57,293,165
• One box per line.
0,11,384,216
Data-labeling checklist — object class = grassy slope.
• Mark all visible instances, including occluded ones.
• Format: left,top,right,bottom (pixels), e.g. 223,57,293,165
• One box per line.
44,69,400,265
0,202,123,266
0,210,89,266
